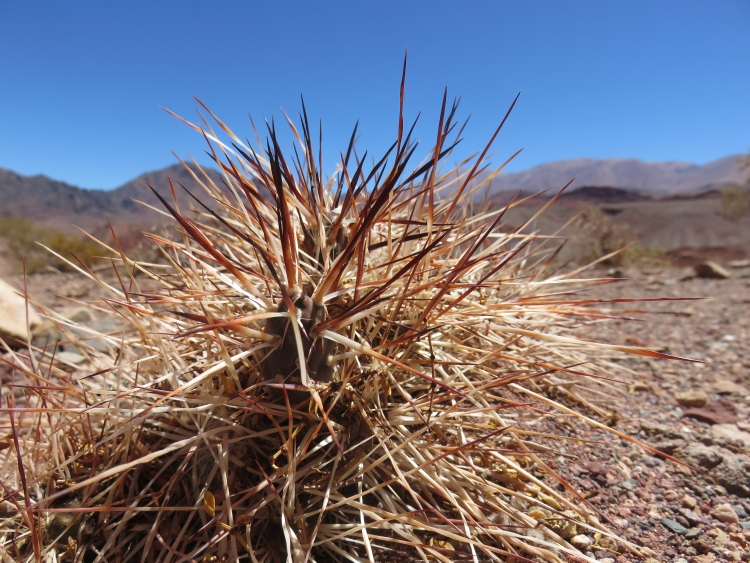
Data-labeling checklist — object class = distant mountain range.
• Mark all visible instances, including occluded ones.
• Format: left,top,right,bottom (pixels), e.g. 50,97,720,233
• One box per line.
484,154,746,195
0,154,746,236
0,164,224,234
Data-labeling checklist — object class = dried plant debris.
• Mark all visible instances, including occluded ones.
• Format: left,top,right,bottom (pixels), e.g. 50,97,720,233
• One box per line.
0,75,693,562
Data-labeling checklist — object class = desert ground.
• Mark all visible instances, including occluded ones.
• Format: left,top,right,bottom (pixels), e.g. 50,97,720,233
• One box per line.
2,260,750,562
1,179,749,562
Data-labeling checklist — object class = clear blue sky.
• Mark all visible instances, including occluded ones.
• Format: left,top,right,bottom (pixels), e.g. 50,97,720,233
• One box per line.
1,1,748,189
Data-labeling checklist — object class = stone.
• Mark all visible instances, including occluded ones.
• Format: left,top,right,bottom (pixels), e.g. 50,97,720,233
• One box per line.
619,478,637,491
715,455,750,497
685,527,702,540
640,419,686,440
694,261,731,279
713,379,749,396
713,503,740,524
675,389,709,408
683,397,738,425
711,423,750,448
651,439,685,454
677,507,704,526
730,531,748,547
728,259,750,268
683,495,698,509
569,534,592,549
0,277,41,341
680,443,724,469
661,517,688,535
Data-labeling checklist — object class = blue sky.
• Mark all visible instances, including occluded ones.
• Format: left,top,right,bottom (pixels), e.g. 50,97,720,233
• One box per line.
1,1,748,189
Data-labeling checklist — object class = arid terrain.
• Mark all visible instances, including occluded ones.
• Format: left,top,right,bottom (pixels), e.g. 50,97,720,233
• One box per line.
2,261,750,562
1,157,749,561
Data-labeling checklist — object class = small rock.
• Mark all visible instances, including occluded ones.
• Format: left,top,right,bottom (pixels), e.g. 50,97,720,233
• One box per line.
677,507,704,526
694,261,731,279
651,439,686,454
569,534,592,549
713,379,749,396
619,478,637,491
715,455,750,497
640,419,686,440
742,521,750,530
728,259,750,268
569,463,586,476
661,517,688,535
683,495,698,509
598,559,615,563
683,397,738,425
692,538,711,555
713,503,740,524
676,389,709,408
711,423,750,448
585,460,607,476
680,443,724,469
685,527,702,540
0,277,41,341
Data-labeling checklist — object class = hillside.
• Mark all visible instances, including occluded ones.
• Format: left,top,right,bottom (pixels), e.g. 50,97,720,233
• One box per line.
483,154,745,195
0,155,747,256
0,164,225,234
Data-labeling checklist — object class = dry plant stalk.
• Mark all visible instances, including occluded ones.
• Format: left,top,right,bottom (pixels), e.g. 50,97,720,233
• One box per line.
1,71,690,563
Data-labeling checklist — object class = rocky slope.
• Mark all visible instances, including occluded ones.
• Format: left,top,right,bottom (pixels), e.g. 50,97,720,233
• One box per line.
0,164,225,234
484,154,746,195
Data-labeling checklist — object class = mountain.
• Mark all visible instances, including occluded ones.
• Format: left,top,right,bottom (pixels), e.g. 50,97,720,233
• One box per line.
483,154,746,195
0,153,746,241
0,164,225,234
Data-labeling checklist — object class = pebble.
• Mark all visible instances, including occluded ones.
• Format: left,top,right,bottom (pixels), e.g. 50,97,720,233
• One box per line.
714,454,750,497
682,495,697,509
685,527,703,540
660,517,688,535
619,478,637,491
680,442,723,469
683,397,738,425
675,389,709,408
711,423,750,447
713,379,749,396
694,261,731,279
712,503,740,524
569,534,592,549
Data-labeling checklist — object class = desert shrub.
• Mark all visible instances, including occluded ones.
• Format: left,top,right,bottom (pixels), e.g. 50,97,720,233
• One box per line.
569,206,636,266
0,216,99,273
721,186,750,219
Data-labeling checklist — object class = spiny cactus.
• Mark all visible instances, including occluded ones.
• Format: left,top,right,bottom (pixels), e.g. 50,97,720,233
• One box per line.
0,67,688,563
